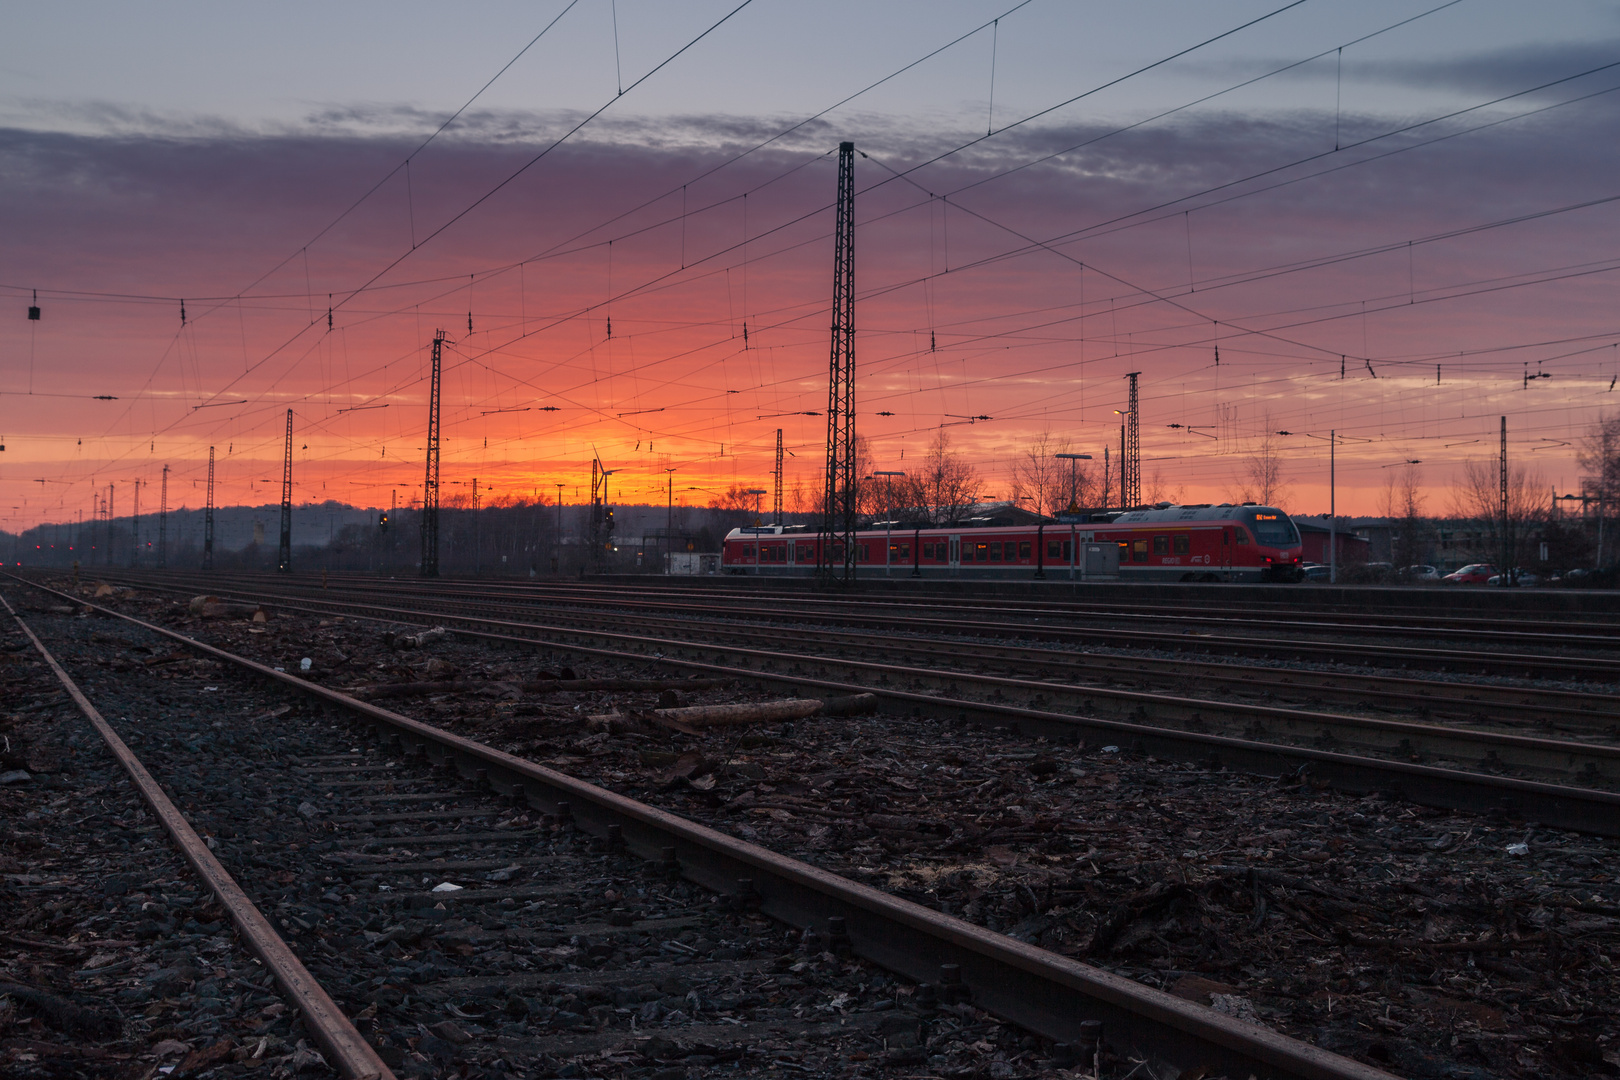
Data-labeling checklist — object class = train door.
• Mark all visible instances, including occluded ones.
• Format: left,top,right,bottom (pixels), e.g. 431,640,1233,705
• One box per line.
949,535,961,576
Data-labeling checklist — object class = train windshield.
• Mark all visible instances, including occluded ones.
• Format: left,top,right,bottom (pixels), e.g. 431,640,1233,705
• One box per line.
1249,513,1298,546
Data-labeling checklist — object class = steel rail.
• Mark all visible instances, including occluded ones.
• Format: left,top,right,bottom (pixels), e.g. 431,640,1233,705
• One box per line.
0,592,395,1080
187,575,1616,729
7,594,1397,1080
43,574,1620,836
91,573,1620,782
123,569,1620,681
222,570,1620,647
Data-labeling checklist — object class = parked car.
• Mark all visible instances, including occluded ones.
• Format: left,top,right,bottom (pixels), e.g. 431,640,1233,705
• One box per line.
1486,570,1540,587
1301,562,1331,582
1402,564,1441,581
1442,563,1498,584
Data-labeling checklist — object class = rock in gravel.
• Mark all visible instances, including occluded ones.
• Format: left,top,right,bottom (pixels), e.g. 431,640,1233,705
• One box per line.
297,800,320,819
427,1019,473,1044
288,1042,330,1073
0,770,30,785
151,1039,192,1058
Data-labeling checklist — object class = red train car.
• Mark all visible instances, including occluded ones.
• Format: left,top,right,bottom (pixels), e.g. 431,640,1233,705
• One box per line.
721,504,1304,582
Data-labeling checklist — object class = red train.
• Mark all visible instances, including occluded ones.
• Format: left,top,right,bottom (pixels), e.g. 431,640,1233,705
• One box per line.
721,503,1305,582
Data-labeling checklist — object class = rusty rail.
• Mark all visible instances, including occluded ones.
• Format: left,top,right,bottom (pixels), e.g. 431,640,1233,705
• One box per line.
7,582,1397,1080
0,593,395,1080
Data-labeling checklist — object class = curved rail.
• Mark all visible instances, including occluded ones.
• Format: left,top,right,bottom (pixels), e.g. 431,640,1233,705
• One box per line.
45,572,1620,836
118,569,1620,681
9,587,1397,1080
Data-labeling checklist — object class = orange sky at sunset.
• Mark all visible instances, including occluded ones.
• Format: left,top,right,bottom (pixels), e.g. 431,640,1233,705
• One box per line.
5,1,1620,531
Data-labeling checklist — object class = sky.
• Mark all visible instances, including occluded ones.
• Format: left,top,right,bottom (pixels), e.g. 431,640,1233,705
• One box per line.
3,0,1620,530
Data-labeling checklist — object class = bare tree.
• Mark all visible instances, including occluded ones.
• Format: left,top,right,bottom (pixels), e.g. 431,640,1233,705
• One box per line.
914,429,980,525
1142,467,1183,507
1450,459,1547,577
1579,413,1620,564
708,484,757,512
1380,463,1429,570
787,475,817,516
1009,431,1076,518
1238,426,1288,507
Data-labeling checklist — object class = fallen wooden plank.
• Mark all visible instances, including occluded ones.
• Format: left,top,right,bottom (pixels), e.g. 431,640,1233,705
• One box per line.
587,694,877,729
354,677,733,700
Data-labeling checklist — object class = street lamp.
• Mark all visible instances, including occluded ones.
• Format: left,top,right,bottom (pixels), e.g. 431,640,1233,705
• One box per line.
1277,429,1375,585
1054,454,1092,513
870,470,905,575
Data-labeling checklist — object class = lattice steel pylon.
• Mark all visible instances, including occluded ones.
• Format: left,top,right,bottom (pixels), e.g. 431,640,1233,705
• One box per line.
773,428,784,525
203,447,214,570
819,141,858,584
1122,371,1141,509
421,330,445,577
277,409,293,573
159,465,168,568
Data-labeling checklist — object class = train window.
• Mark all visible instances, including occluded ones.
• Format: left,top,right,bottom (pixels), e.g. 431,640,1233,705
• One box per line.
832,544,846,561
975,542,990,561
959,544,971,563
1234,527,1250,545
798,545,814,562
1132,539,1149,563
1018,541,1032,560
988,542,1002,562
1046,540,1061,559
860,544,871,562
1153,535,1169,556
1173,534,1190,555
922,542,934,560
743,544,755,558
897,543,910,560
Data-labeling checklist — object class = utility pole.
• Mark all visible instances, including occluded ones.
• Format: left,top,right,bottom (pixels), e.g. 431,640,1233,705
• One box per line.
471,477,480,575
665,467,677,574
1123,372,1141,509
1329,431,1337,585
204,447,214,570
773,429,784,525
555,483,564,574
1102,447,1111,511
130,479,140,568
158,465,168,568
421,329,444,577
278,408,293,573
1499,415,1509,586
106,483,114,566
820,141,858,584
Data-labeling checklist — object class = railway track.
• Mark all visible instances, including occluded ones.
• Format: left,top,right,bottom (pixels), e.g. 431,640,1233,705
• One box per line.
171,576,1620,732
0,579,1405,1080
232,572,1620,650
117,570,1620,681
54,572,1620,836
85,573,1620,776
470,579,1620,647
